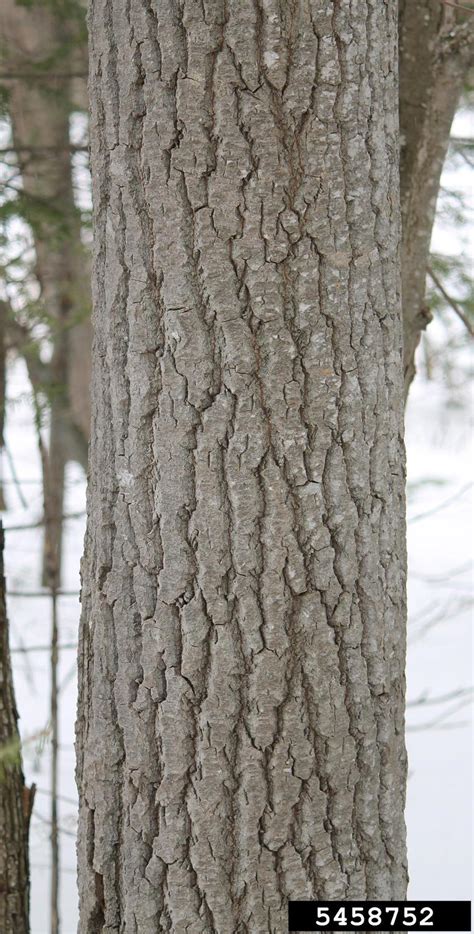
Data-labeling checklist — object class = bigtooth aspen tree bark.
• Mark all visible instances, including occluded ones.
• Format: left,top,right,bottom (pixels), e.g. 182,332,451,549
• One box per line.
77,2,408,931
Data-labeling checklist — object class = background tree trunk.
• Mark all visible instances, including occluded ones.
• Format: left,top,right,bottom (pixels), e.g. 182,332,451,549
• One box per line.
0,312,6,510
399,0,474,394
0,524,31,934
0,0,91,583
77,3,408,931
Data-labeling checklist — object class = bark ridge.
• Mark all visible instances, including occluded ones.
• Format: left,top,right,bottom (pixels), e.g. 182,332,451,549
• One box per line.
77,2,408,932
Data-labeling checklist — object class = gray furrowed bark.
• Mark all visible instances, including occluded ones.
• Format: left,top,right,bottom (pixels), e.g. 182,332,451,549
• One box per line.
77,2,408,932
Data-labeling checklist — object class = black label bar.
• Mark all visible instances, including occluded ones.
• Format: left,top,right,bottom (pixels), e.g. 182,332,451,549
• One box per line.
288,900,471,932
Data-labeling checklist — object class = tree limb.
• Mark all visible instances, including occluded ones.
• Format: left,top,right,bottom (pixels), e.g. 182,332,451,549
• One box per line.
428,266,474,335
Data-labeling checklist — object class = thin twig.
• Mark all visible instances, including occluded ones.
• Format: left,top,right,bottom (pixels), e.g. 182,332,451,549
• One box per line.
7,590,79,598
408,482,472,523
457,148,474,167
11,642,77,654
3,511,85,532
3,441,28,509
428,267,474,335
409,601,473,645
407,687,473,707
442,0,474,11
409,560,472,583
0,71,87,80
407,696,473,731
33,810,76,839
59,661,78,694
6,615,36,690
0,145,88,155
35,788,77,807
31,864,76,876
450,136,474,147
0,477,85,486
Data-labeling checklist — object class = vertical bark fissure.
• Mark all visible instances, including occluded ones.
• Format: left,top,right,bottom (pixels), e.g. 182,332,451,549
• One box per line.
78,2,408,931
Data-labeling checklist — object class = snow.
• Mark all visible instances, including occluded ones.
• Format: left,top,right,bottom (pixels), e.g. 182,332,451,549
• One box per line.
405,377,473,902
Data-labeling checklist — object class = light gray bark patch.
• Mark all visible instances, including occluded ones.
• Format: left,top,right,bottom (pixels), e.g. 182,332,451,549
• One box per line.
77,1,408,931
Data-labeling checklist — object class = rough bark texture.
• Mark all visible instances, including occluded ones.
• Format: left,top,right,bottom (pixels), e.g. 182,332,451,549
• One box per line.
0,525,30,934
77,2,408,932
399,0,474,395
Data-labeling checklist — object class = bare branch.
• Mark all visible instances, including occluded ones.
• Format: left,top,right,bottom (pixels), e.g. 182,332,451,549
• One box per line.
10,642,77,654
407,687,473,707
35,788,77,807
33,810,76,839
0,145,88,155
407,696,473,731
7,589,79,598
3,511,85,532
450,136,474,147
0,71,87,80
428,266,474,335
2,441,28,509
408,482,473,524
442,0,474,12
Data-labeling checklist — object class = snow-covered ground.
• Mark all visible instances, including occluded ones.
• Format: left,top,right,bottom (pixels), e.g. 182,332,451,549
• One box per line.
405,376,473,901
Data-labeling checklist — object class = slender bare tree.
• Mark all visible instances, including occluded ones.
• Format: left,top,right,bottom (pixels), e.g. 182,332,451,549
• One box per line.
0,523,32,934
77,3,409,931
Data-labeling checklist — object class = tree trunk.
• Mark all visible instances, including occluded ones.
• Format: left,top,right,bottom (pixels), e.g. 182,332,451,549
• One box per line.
0,0,91,582
0,524,31,934
399,0,474,395
0,311,6,511
0,0,92,445
77,3,408,931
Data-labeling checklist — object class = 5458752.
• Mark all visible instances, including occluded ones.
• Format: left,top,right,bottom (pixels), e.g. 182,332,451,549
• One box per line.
288,900,472,932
